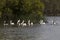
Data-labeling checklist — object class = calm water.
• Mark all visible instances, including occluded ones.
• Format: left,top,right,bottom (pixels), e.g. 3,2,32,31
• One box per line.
0,17,60,40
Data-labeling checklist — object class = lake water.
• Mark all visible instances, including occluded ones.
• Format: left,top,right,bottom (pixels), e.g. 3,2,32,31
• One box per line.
0,16,60,40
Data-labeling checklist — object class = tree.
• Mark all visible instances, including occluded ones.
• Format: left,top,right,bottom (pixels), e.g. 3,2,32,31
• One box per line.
18,0,45,23
0,0,45,23
41,0,60,16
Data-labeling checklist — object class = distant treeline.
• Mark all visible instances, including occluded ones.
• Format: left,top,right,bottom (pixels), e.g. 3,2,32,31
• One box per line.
41,0,60,16
0,0,45,23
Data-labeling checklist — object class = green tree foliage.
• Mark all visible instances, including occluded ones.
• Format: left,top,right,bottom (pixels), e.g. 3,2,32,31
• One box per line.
0,0,6,18
0,0,45,23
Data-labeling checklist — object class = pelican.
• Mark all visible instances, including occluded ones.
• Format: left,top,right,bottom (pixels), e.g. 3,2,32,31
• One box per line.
22,23,27,26
4,21,8,26
28,20,34,26
40,20,45,24
51,20,56,25
21,20,24,25
31,22,33,26
17,19,21,26
28,20,31,26
21,20,27,26
10,20,14,25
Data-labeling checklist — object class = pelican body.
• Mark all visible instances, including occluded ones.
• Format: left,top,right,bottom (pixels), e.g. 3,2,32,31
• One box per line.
21,20,27,26
10,20,14,25
28,20,33,26
51,20,56,25
17,19,21,26
40,20,45,24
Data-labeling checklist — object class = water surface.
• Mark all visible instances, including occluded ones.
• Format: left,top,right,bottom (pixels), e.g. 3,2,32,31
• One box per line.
0,17,60,40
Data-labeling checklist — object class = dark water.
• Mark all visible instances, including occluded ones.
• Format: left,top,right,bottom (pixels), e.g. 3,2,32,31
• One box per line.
0,17,60,40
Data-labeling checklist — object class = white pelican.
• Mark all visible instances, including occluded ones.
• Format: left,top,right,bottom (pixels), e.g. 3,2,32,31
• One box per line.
21,20,27,26
17,19,21,26
51,20,56,25
22,23,27,26
21,20,24,25
28,20,31,26
30,22,33,26
40,20,45,24
4,21,8,26
28,20,34,26
10,20,14,25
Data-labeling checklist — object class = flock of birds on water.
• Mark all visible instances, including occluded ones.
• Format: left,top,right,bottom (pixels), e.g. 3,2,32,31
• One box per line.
4,19,57,26
4,20,33,26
